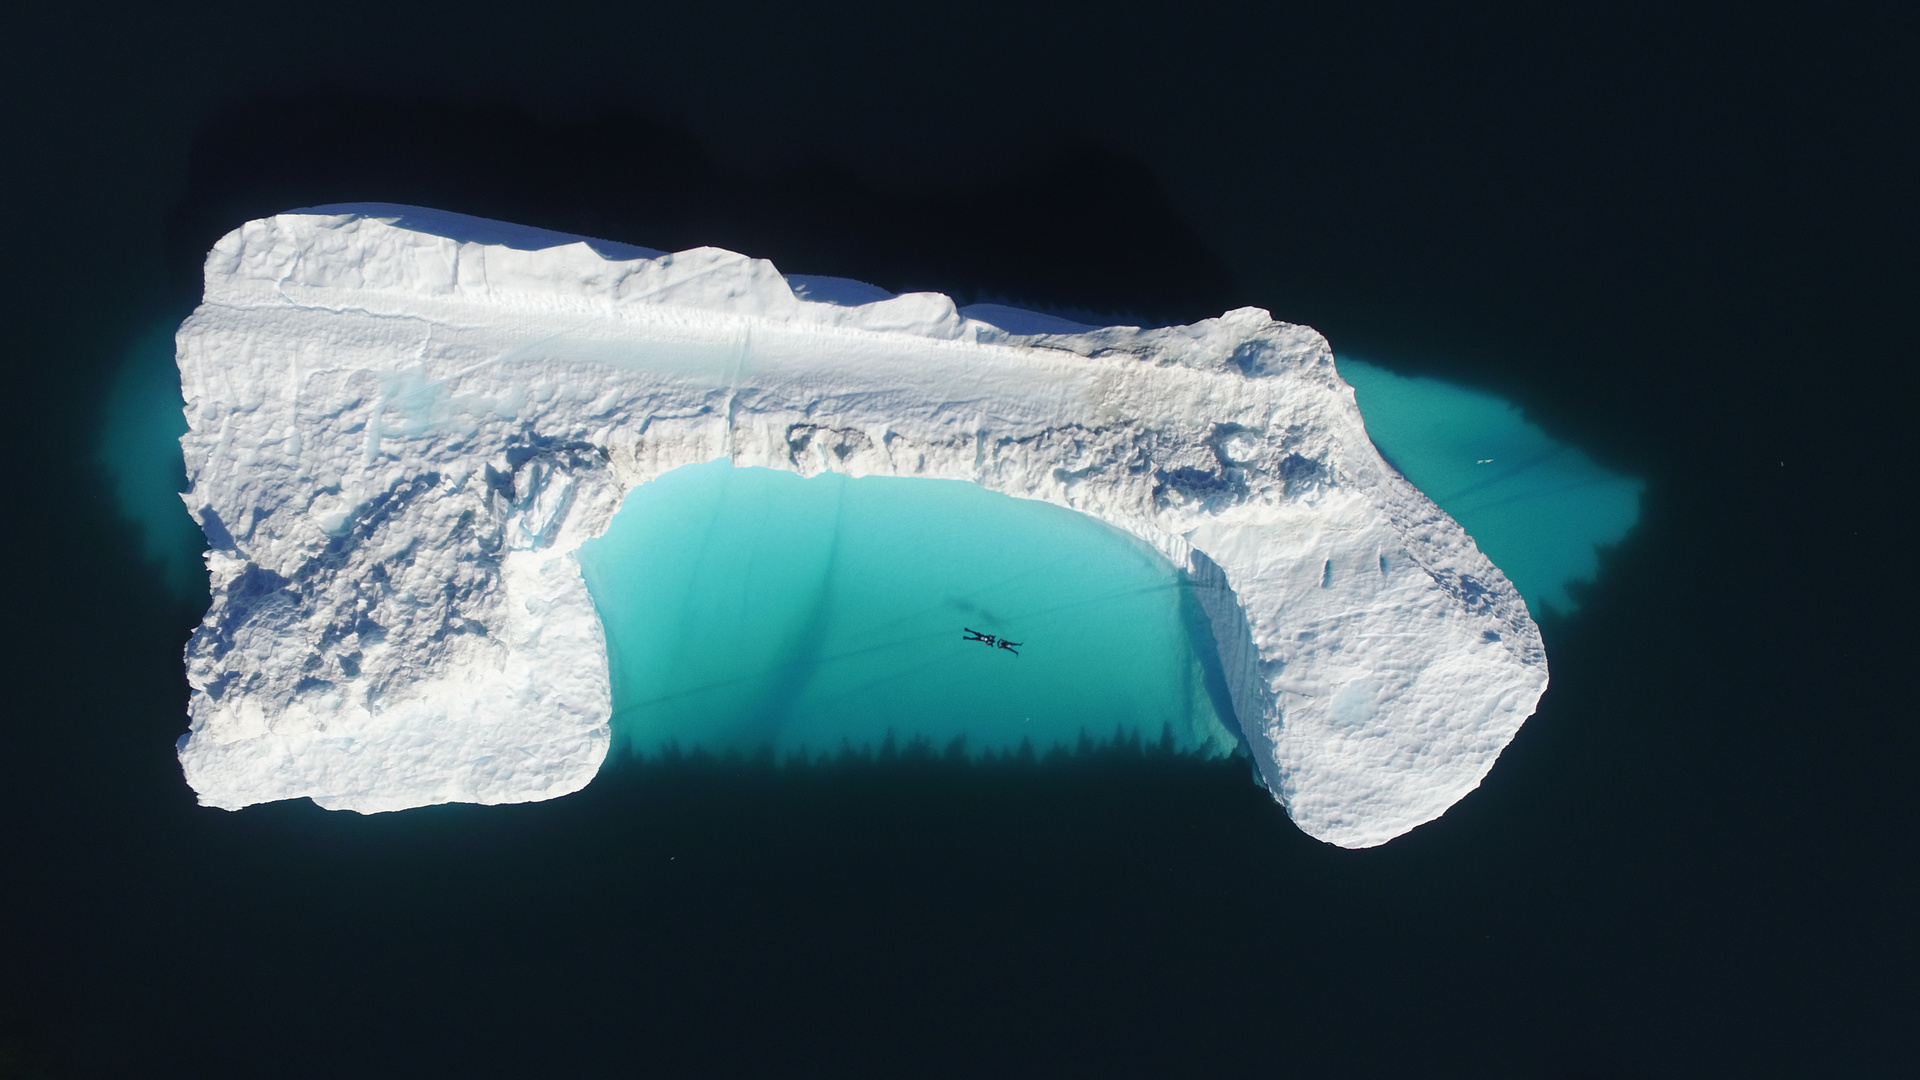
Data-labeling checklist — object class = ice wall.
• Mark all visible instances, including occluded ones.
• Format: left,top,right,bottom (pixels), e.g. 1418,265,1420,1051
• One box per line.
175,205,1549,847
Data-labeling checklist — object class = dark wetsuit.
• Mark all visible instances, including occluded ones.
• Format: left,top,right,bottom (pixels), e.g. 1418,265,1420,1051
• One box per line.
963,628,1020,656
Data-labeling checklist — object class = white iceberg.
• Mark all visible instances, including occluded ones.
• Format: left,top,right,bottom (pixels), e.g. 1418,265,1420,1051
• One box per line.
175,204,1547,848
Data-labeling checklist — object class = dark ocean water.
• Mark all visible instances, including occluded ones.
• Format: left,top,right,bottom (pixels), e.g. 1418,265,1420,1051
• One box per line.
2,4,1915,1077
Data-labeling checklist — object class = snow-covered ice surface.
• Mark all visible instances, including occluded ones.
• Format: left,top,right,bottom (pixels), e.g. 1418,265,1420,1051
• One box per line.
175,205,1548,848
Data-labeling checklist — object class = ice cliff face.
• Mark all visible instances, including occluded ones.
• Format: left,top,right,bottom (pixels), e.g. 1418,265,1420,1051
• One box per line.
175,205,1548,848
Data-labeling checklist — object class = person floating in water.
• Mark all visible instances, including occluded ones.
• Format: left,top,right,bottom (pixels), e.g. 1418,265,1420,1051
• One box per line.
962,628,1021,657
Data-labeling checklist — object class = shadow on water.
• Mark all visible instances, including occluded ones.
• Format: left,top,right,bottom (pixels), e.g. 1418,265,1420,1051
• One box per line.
164,94,1244,328
608,720,1221,775
726,473,849,751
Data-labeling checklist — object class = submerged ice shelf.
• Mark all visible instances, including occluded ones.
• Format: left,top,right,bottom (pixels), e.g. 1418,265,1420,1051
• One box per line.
577,459,1241,762
1339,359,1642,616
173,204,1551,848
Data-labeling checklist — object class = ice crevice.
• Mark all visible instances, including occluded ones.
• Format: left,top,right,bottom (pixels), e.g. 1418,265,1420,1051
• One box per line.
175,204,1548,848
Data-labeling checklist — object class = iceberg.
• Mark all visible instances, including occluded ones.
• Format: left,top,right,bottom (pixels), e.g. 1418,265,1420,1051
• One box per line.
175,204,1548,848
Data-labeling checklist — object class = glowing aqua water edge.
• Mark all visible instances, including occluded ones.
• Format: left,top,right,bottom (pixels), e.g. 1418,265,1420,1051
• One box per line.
1338,359,1642,616
576,459,1241,761
99,323,203,602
